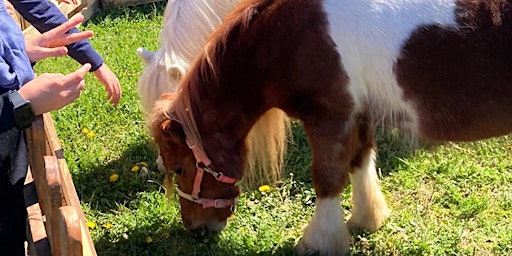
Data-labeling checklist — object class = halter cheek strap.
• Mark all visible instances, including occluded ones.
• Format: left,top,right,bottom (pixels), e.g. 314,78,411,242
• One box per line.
176,187,238,209
177,138,239,209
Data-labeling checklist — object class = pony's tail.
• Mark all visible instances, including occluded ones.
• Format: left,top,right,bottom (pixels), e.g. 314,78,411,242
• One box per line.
244,108,290,189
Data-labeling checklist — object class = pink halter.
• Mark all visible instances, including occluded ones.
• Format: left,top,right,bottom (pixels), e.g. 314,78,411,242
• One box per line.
175,138,238,209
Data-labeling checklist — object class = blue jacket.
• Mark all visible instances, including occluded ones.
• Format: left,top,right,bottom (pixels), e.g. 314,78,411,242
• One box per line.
10,0,104,71
0,3,31,185
0,6,34,93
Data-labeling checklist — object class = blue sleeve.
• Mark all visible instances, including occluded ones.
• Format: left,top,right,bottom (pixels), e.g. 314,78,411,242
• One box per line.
11,0,104,71
0,92,15,132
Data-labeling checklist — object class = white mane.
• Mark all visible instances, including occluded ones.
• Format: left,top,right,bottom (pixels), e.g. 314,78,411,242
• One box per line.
137,0,240,113
161,0,240,72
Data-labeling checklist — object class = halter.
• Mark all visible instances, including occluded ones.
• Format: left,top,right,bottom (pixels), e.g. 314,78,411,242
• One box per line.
175,138,239,210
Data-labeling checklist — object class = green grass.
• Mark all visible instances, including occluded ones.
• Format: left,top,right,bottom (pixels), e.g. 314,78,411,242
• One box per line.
35,3,512,255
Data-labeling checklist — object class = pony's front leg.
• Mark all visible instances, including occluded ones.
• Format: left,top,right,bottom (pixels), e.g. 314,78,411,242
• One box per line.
296,196,350,256
295,119,354,256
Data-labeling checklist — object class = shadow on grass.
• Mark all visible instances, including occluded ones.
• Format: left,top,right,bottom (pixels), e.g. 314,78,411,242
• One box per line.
71,138,161,211
94,222,299,256
69,138,297,255
85,1,167,26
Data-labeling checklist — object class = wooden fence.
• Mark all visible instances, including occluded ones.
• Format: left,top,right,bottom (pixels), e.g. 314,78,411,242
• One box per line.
25,114,97,256
15,0,163,254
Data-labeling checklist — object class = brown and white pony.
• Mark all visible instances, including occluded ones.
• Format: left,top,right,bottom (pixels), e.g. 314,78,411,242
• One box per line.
137,0,289,188
151,0,512,254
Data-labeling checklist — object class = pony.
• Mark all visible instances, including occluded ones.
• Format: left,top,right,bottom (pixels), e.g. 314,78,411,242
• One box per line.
136,0,289,188
150,0,512,254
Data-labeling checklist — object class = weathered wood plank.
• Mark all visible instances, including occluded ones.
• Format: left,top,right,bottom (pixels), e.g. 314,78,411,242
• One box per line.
59,206,83,256
44,156,65,256
25,168,52,256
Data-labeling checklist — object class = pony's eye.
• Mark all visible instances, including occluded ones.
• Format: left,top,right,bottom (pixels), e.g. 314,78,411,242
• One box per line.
174,168,183,175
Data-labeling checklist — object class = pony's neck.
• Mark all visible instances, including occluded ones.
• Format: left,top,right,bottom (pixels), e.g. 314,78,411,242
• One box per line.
176,0,297,178
185,67,267,179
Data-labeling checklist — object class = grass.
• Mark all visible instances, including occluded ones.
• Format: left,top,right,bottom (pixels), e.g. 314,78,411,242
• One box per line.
34,3,512,255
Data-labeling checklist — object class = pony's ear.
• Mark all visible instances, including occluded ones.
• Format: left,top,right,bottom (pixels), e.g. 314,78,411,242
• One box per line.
160,118,187,144
137,47,155,65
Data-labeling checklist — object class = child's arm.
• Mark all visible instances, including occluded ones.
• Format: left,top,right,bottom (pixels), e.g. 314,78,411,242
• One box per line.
11,0,121,105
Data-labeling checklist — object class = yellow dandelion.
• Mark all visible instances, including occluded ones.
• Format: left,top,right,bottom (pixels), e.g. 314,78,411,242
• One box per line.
102,222,113,229
258,185,271,193
81,127,89,134
109,173,119,182
86,131,95,139
145,236,153,243
86,221,96,229
139,161,149,167
131,165,140,172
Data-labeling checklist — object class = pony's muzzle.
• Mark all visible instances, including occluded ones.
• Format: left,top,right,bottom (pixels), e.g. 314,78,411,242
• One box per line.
184,220,227,234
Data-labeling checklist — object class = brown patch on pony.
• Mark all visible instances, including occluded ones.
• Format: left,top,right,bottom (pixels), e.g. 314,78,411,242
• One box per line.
350,114,375,171
395,0,512,141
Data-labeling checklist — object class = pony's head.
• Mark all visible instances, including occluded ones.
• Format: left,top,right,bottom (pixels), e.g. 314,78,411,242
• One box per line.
150,94,239,233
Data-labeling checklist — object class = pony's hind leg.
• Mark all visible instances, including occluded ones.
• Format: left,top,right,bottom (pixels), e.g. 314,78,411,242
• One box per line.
347,119,390,232
347,149,390,231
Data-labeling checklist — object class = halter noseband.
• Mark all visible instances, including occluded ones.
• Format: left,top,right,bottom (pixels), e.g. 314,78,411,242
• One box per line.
176,138,239,210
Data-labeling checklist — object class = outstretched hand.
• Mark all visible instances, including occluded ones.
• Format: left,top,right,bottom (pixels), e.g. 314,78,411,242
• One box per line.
18,64,91,115
93,64,122,105
25,14,93,63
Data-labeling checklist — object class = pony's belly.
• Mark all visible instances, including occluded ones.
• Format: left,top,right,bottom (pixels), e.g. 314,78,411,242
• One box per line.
412,99,512,142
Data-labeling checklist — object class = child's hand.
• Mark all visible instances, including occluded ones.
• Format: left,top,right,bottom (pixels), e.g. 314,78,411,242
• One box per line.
25,14,93,63
19,64,91,115
4,0,15,16
93,64,121,105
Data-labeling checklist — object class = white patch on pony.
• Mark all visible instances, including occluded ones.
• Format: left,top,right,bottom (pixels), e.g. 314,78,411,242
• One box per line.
347,149,391,232
323,0,457,135
295,197,350,256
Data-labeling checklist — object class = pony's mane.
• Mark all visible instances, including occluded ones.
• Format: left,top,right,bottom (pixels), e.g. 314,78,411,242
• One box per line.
164,0,290,187
137,0,239,114
161,0,240,73
198,0,274,86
